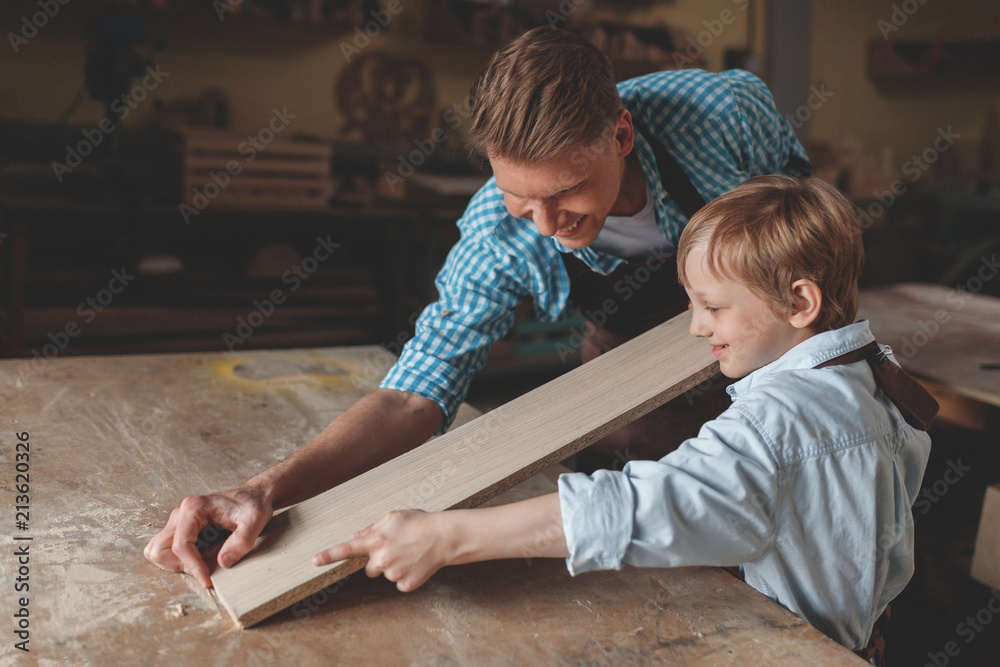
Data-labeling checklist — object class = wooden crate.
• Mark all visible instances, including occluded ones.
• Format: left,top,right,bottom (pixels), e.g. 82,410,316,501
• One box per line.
180,128,332,211
972,483,1000,590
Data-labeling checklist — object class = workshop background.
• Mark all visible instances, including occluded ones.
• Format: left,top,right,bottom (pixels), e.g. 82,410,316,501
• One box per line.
2,0,998,664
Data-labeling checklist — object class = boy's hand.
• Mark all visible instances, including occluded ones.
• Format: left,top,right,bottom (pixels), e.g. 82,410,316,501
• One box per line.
314,510,455,592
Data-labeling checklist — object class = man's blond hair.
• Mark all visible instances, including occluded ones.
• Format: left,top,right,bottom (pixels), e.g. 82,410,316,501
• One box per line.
677,175,864,332
468,27,622,163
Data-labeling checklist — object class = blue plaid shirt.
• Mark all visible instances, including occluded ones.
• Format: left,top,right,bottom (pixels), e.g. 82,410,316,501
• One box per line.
381,69,810,431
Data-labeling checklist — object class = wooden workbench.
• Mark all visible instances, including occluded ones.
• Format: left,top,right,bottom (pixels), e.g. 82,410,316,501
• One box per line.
0,347,861,664
860,283,1000,428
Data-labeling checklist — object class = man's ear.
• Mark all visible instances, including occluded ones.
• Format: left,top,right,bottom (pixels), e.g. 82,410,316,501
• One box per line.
789,279,822,329
614,108,634,157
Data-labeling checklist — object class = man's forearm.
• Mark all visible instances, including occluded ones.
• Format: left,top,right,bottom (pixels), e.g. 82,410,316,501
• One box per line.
246,388,443,510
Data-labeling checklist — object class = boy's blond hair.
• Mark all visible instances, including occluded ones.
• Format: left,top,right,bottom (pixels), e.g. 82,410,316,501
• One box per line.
677,175,864,332
468,27,622,163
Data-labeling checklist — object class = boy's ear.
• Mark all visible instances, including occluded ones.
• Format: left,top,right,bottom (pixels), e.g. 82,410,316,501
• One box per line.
788,279,822,329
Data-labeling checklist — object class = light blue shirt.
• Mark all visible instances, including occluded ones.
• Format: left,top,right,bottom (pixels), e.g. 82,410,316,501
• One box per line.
380,69,810,433
557,321,932,651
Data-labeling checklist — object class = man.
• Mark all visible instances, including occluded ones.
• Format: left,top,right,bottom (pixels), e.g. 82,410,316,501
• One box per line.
145,27,810,588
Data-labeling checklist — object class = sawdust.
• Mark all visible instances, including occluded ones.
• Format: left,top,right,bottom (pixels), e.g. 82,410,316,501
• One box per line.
165,602,187,619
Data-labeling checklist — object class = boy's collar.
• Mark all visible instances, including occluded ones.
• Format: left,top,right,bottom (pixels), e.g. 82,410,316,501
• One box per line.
725,320,877,400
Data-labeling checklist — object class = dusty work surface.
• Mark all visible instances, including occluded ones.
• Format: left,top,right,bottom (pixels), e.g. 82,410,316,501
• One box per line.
860,283,1000,408
0,346,861,664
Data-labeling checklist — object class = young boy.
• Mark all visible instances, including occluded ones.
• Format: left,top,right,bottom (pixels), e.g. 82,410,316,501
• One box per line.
313,175,934,660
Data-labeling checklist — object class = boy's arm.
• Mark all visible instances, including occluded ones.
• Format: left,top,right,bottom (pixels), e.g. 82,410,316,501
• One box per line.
314,493,566,592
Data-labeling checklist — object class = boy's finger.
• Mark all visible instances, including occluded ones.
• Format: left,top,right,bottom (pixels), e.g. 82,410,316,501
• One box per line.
352,522,376,539
313,539,364,566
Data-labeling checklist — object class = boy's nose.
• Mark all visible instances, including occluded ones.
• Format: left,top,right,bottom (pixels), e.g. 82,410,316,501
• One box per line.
689,310,710,338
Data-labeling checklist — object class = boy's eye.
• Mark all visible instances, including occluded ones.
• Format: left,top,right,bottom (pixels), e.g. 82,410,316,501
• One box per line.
706,306,719,313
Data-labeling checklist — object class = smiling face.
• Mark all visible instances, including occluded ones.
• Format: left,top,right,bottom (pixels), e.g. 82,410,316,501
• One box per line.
683,244,817,379
490,110,645,250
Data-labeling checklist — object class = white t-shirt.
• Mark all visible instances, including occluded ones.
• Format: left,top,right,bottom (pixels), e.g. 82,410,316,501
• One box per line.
589,182,675,260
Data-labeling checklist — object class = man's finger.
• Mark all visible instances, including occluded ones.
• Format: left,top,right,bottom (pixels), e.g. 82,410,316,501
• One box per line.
217,511,268,569
144,509,182,569
145,534,184,572
172,500,212,588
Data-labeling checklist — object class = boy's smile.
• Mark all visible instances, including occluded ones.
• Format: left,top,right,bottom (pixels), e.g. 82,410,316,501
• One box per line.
683,245,816,379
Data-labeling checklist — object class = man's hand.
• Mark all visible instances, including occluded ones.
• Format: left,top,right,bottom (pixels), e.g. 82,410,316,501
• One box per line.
142,389,443,589
313,510,455,593
144,487,272,588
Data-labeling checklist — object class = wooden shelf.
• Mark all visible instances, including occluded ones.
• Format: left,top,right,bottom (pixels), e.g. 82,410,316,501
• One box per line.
868,39,1000,84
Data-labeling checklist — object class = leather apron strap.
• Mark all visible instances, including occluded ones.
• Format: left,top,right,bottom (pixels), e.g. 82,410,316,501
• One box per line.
815,341,940,431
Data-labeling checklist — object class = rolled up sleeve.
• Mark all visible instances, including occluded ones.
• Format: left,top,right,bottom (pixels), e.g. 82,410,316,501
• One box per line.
559,469,636,575
558,409,780,576
380,235,529,433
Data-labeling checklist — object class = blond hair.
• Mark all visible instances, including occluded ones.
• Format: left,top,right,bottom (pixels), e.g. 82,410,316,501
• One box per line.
677,175,864,332
468,27,622,163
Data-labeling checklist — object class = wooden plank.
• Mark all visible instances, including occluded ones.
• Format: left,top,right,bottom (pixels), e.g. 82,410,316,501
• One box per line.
211,310,719,628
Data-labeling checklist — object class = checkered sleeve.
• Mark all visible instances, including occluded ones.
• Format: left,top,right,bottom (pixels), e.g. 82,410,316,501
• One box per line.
379,232,530,433
723,69,811,177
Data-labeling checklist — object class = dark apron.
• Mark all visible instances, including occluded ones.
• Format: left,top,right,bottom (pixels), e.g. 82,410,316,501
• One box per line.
564,116,730,469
